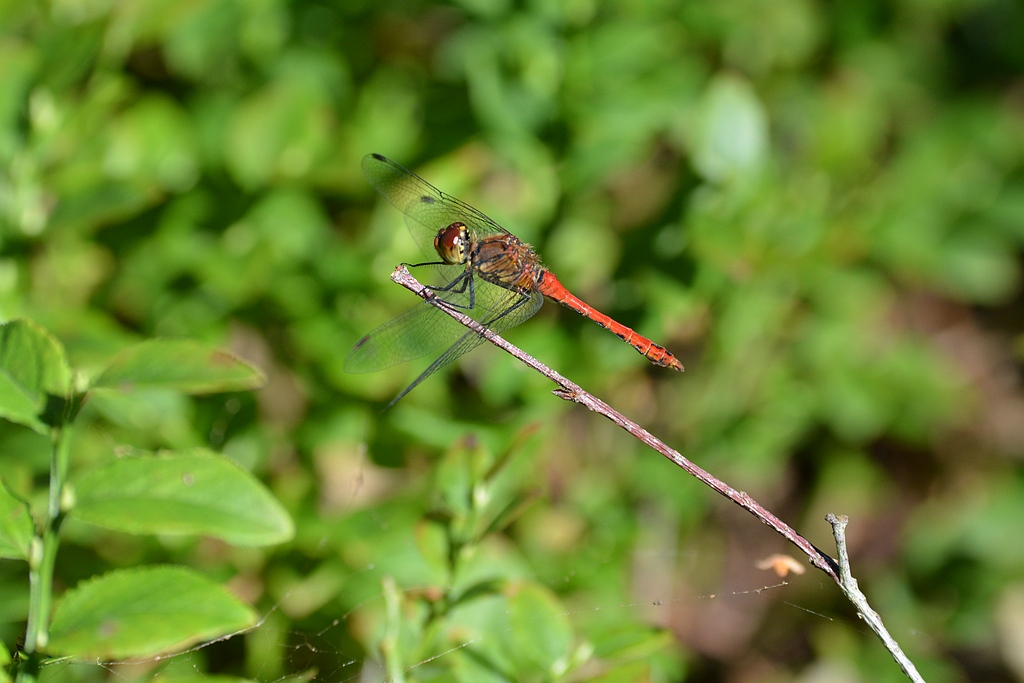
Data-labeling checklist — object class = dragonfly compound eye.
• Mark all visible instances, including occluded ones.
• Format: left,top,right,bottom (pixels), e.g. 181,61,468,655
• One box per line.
434,223,468,264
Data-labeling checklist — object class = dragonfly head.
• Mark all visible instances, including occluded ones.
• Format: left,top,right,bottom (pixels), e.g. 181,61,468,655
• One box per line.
434,222,469,264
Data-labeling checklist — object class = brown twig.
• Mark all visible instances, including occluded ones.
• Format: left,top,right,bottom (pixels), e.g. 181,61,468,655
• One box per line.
390,265,925,681
826,514,925,682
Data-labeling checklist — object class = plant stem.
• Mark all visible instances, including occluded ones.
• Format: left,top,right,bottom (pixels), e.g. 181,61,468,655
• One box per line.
19,425,72,681
381,576,407,683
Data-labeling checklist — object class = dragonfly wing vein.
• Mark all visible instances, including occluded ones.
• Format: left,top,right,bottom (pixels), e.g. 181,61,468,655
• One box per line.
344,303,473,373
383,288,543,406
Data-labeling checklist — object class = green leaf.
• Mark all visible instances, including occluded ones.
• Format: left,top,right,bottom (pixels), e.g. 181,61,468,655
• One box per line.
505,583,574,675
0,319,73,433
0,480,35,560
0,372,44,433
589,624,674,662
91,339,265,394
443,582,577,679
105,95,199,193
72,449,294,546
692,74,768,183
0,636,11,673
414,519,451,577
449,645,513,683
938,231,1018,303
47,565,258,660
435,440,476,521
224,71,332,189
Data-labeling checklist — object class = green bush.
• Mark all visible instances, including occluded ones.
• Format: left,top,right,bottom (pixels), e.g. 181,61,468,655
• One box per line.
2,0,1023,681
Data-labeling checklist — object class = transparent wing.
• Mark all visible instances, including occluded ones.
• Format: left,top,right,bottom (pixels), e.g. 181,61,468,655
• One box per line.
345,270,544,377
361,153,511,261
381,288,544,407
345,298,471,373
347,268,473,372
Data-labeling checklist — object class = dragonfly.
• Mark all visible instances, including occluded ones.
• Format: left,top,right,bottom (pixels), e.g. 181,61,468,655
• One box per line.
346,153,683,406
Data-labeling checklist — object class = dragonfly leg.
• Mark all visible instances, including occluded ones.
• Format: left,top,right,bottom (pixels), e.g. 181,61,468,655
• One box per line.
429,270,471,294
423,271,478,311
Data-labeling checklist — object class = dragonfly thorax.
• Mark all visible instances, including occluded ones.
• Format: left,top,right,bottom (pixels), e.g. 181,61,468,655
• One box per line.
433,222,469,264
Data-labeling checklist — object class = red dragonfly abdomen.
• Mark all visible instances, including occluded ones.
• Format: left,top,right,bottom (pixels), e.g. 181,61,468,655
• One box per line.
535,270,684,371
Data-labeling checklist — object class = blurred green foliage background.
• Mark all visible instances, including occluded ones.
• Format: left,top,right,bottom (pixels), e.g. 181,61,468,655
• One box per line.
2,0,1024,680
